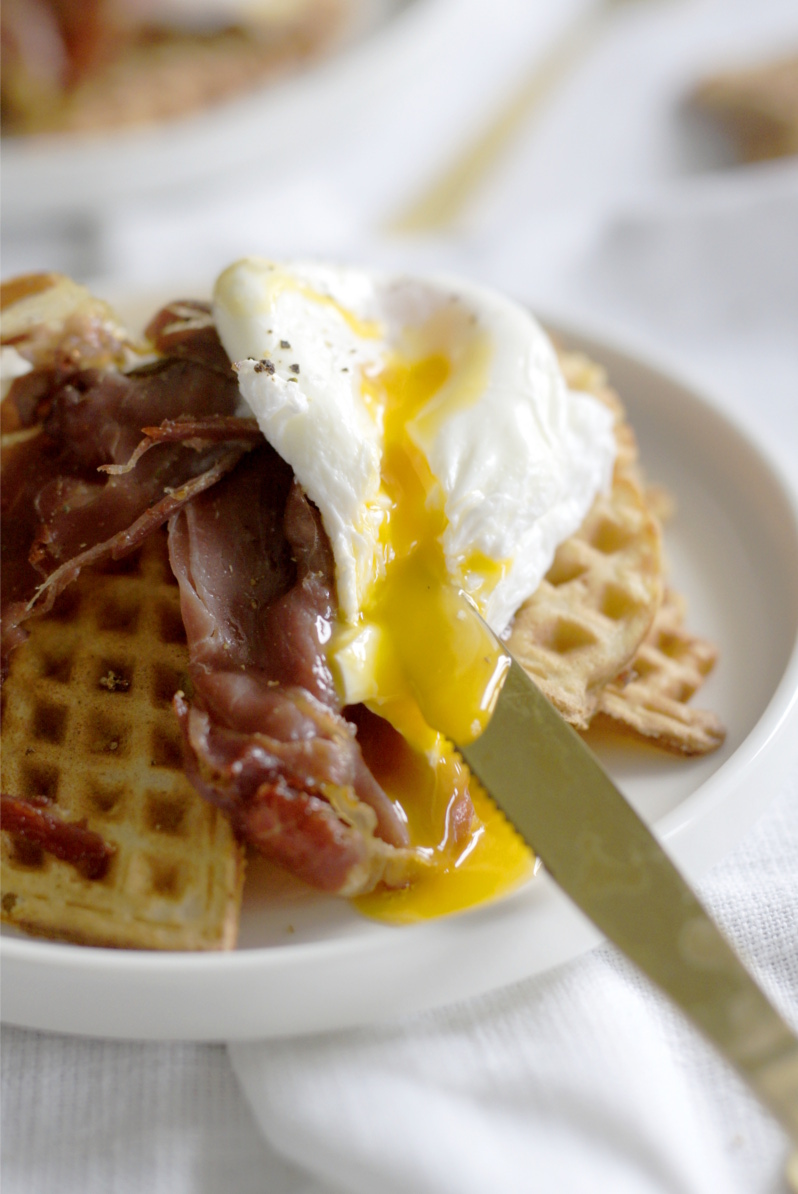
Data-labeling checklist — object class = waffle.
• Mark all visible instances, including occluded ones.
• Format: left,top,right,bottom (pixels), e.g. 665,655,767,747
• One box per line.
508,350,723,754
507,352,663,730
593,588,726,756
0,529,245,949
692,54,798,162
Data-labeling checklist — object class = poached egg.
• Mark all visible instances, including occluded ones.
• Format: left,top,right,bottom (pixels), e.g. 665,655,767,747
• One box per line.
213,259,617,919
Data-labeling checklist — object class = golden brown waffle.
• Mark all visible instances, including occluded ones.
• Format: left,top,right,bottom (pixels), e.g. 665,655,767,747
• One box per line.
0,530,245,949
507,352,663,730
692,54,798,162
593,588,726,756
508,350,723,755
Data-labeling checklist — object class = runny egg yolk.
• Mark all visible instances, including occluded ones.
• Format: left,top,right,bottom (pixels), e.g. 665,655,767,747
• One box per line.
329,347,535,923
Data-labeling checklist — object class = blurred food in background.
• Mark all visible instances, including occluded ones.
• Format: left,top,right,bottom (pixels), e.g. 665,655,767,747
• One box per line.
1,0,353,135
691,52,798,162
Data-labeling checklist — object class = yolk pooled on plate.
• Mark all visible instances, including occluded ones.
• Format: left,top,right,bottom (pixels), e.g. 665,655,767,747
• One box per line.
213,259,618,921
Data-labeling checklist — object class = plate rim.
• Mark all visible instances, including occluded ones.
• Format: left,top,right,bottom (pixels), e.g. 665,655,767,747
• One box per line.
549,318,798,865
2,322,797,1037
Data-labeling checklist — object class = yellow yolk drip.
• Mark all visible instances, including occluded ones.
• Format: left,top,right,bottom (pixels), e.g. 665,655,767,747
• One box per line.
355,780,533,924
334,351,534,922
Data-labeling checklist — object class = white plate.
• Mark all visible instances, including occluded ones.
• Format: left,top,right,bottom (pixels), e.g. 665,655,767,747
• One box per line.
2,326,798,1041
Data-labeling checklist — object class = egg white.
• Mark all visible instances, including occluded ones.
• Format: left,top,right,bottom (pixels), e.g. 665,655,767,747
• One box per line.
213,257,616,639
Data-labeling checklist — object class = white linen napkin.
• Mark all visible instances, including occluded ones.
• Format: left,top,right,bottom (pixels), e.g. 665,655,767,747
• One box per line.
229,779,797,1194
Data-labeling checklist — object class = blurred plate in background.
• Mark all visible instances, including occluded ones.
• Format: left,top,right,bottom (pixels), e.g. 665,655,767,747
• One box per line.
1,0,428,225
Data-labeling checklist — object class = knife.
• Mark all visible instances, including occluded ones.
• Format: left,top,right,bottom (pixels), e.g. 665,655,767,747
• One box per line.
457,648,798,1145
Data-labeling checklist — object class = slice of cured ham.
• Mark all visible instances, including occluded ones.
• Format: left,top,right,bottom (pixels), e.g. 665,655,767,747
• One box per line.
169,447,416,894
1,357,255,675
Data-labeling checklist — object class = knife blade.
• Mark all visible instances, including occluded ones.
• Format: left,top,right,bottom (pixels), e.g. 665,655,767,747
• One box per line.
458,650,798,1141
